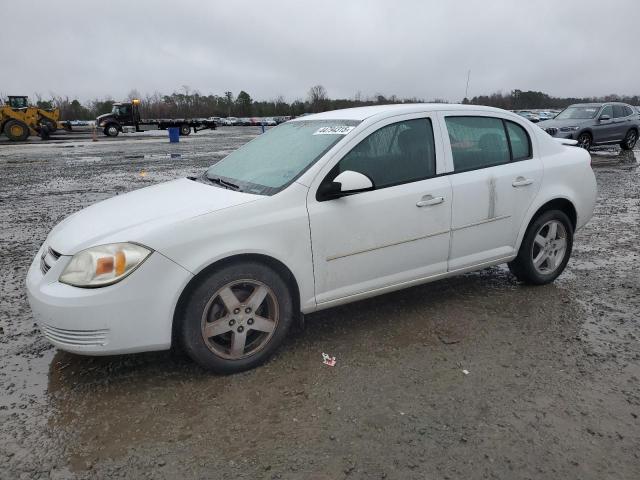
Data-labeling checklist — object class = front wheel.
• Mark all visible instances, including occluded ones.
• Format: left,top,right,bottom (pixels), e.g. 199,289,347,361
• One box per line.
180,262,294,373
103,124,120,137
179,124,191,136
577,132,592,150
620,129,638,150
508,210,573,285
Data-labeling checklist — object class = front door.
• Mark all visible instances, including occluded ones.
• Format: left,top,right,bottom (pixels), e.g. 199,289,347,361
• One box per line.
307,116,452,305
592,104,617,143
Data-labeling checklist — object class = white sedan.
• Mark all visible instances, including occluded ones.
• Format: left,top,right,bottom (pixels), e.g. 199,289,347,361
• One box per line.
26,104,597,373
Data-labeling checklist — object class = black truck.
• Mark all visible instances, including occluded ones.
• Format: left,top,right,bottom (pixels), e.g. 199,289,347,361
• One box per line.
96,99,216,137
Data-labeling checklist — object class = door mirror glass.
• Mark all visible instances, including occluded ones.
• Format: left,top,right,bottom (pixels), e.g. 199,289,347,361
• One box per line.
599,114,611,121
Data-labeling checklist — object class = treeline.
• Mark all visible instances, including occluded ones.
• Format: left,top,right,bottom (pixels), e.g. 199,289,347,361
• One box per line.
0,86,428,121
3,87,639,121
464,89,640,110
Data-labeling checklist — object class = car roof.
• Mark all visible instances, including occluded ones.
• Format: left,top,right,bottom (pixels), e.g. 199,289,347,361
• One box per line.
570,102,630,107
291,103,508,122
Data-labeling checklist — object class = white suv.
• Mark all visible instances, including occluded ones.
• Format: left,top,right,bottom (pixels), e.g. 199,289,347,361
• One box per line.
26,104,597,373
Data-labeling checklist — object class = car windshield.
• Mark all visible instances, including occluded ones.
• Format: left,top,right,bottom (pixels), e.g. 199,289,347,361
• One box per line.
555,106,600,120
205,120,360,195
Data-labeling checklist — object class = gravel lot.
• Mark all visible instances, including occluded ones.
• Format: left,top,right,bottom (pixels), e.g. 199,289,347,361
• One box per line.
0,128,638,479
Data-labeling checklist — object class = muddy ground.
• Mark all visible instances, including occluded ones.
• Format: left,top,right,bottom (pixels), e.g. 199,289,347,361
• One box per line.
0,128,638,480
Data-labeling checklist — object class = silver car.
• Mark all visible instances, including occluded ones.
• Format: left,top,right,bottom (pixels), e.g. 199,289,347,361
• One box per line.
539,102,639,150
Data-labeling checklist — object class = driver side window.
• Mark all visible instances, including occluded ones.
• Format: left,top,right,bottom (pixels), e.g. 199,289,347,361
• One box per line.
332,118,436,190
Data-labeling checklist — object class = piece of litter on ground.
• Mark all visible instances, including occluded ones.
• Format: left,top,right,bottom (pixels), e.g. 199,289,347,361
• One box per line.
462,369,470,375
438,334,460,345
139,171,147,177
322,352,336,367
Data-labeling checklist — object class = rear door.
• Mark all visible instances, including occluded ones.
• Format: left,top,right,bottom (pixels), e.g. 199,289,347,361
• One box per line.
612,104,633,142
439,113,543,270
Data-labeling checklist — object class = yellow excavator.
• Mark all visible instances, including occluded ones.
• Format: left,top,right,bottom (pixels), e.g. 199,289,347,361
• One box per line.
0,96,67,141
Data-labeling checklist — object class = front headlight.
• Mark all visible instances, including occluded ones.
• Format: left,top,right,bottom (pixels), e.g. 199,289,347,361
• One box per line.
59,243,152,288
560,126,580,132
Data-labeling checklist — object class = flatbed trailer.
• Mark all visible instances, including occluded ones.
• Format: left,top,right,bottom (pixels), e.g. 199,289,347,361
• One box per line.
95,99,217,137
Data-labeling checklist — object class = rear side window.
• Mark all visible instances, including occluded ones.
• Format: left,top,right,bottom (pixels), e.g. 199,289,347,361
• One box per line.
505,121,532,160
613,105,626,118
624,106,634,116
446,117,510,172
336,118,436,189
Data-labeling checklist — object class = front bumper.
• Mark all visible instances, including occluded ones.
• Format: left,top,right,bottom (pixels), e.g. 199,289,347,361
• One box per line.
543,126,577,139
26,243,193,355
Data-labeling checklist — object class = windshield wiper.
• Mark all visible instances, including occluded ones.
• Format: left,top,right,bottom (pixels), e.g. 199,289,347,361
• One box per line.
205,175,240,191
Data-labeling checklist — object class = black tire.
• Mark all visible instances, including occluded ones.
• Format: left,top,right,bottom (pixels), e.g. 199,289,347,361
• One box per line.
577,132,592,150
3,119,30,141
179,124,191,136
103,124,120,137
39,125,50,140
620,129,638,150
180,262,294,374
39,118,57,133
508,209,573,285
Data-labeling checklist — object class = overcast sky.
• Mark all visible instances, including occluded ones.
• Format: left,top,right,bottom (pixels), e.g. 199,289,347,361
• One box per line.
3,0,639,103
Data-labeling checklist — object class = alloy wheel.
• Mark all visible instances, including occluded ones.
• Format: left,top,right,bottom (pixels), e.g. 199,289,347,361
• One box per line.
626,131,637,149
201,279,279,360
531,220,568,275
577,134,591,150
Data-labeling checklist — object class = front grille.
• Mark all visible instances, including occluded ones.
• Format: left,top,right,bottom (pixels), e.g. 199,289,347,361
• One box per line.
41,324,109,347
40,246,61,275
545,127,558,136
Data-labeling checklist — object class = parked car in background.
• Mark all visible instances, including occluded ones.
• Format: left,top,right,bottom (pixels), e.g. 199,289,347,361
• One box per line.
27,104,596,374
262,117,277,126
220,117,239,126
207,117,222,126
275,116,292,124
238,117,252,126
537,111,556,121
539,102,639,150
515,110,540,123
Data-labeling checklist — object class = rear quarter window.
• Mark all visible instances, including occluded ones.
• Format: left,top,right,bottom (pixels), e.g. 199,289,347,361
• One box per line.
505,121,532,161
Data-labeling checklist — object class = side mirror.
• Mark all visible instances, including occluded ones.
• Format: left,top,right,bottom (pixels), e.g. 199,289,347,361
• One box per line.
317,170,374,201
599,114,611,121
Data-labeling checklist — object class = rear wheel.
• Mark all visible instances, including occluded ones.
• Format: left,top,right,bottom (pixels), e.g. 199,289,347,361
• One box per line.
577,132,592,150
179,124,191,136
180,262,294,373
508,210,573,285
104,124,120,137
620,129,638,150
3,119,30,141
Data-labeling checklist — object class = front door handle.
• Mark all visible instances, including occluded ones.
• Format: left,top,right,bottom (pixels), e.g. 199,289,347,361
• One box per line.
512,177,533,187
416,195,444,207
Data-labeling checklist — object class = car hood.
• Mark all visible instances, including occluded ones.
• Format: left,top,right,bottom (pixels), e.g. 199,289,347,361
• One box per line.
96,113,113,123
538,118,590,129
47,178,262,254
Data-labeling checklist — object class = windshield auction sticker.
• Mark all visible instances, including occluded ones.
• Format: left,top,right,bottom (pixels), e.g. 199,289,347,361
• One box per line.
313,126,355,135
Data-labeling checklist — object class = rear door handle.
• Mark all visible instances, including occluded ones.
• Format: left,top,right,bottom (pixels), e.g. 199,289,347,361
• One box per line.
416,195,444,207
512,177,533,187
